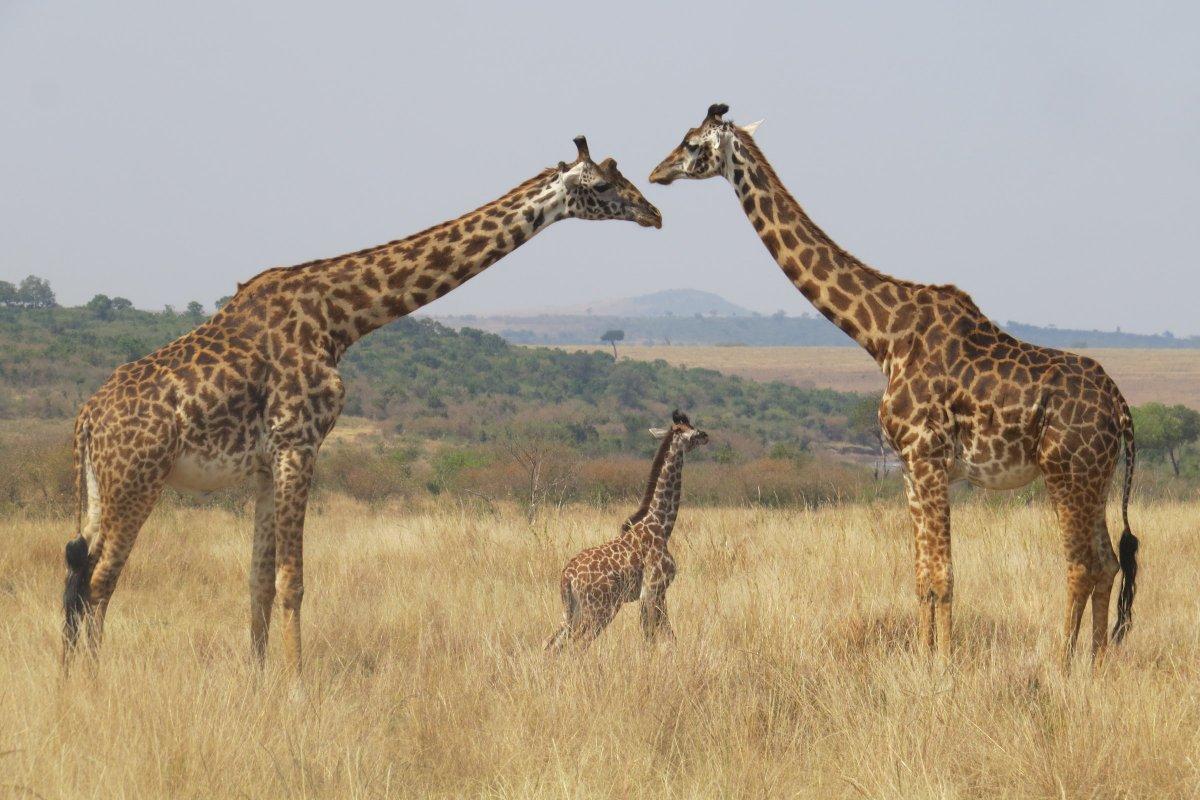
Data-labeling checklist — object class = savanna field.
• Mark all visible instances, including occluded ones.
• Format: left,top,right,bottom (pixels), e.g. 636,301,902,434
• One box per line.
3,495,1199,799
5,309,1200,797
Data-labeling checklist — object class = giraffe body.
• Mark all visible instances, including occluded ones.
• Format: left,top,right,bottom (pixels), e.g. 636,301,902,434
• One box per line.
650,105,1139,665
545,411,707,650
63,137,662,673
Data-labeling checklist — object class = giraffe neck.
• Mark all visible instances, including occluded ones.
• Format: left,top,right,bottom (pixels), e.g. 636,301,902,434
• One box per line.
645,439,685,536
658,457,684,532
724,132,917,365
293,168,568,355
625,433,678,536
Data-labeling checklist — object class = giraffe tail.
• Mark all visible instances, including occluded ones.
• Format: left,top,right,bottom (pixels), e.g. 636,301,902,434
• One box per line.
1112,399,1139,644
63,419,93,654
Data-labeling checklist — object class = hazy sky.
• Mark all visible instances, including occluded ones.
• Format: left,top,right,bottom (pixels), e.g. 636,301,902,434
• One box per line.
2,2,1197,334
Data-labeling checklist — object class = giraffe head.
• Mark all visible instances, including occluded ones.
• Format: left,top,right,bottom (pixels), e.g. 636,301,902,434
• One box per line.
559,136,662,228
648,103,761,186
650,409,709,452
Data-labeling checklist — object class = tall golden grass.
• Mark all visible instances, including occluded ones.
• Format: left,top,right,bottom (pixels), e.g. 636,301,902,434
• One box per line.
1,496,1195,798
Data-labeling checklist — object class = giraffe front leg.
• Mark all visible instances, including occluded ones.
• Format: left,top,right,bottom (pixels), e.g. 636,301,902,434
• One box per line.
271,447,315,677
640,562,676,644
1061,559,1094,669
249,468,276,666
1088,514,1121,669
902,463,952,660
640,588,674,644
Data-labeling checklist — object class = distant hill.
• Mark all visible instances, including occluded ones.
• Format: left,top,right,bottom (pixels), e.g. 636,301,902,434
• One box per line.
433,291,1200,349
547,289,756,318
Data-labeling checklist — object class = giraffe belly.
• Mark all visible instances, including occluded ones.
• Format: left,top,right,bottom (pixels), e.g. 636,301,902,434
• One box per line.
166,450,260,493
951,453,1040,490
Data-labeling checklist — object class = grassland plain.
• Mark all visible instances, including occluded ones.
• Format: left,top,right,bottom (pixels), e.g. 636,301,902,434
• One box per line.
1,497,1196,799
554,345,1200,410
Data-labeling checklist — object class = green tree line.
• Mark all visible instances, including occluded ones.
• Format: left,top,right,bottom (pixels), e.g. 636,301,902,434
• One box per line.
0,282,862,455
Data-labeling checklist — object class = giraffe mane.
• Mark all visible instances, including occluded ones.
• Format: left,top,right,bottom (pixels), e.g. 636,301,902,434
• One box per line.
232,168,560,292
731,128,982,311
622,428,677,532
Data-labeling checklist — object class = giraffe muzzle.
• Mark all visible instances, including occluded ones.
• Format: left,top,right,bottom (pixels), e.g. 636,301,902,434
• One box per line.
649,163,679,185
637,205,663,229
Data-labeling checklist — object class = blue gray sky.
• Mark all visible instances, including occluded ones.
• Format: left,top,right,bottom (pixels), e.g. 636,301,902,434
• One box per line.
2,2,1197,334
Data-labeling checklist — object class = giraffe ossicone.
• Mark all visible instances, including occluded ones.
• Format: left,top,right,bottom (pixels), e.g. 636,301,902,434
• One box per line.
651,104,1140,666
545,410,709,652
62,136,661,675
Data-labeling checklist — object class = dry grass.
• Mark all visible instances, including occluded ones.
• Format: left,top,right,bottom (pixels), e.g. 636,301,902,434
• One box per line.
1,496,1197,799
556,345,1200,408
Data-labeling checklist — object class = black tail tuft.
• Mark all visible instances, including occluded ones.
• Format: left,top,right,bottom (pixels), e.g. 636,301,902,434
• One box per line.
63,535,92,645
1112,527,1139,644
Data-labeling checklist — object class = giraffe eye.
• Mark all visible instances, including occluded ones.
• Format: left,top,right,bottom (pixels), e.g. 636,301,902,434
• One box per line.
684,142,700,153
592,181,611,192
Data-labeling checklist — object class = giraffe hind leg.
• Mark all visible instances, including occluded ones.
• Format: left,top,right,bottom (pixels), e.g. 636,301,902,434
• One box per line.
83,480,165,655
1045,475,1109,670
63,484,163,665
1061,559,1094,669
543,624,570,653
545,577,578,653
81,427,174,658
249,468,276,665
570,601,618,650
1088,512,1121,666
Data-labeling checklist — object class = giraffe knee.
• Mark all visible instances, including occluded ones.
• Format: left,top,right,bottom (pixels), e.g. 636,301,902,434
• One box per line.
87,563,121,606
915,567,952,602
1099,545,1120,580
1092,557,1119,587
249,576,276,607
275,572,303,610
932,570,953,601
1066,560,1097,595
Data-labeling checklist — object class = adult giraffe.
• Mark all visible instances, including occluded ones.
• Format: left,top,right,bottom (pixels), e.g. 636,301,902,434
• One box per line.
64,136,662,674
650,104,1138,665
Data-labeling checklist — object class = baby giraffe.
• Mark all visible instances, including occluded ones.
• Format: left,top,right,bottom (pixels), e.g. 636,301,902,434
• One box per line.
545,410,709,651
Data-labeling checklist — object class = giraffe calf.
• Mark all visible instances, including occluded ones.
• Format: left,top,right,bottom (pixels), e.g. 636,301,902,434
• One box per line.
545,411,708,651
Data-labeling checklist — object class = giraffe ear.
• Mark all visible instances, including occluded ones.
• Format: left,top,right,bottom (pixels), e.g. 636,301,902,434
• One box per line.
648,427,669,440
561,162,582,189
739,119,764,136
